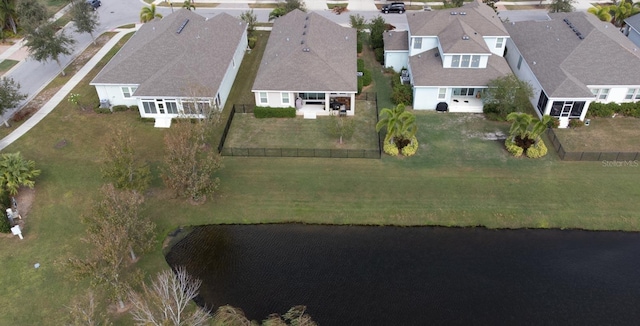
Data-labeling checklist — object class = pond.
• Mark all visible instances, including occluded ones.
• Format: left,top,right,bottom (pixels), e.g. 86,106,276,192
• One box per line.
165,225,640,325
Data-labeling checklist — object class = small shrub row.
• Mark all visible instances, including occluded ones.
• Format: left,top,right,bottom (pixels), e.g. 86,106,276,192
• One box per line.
11,107,37,123
587,101,640,118
526,140,548,158
568,119,584,128
358,77,363,94
94,108,112,114
362,69,372,87
0,190,11,233
112,105,129,112
357,40,362,53
401,136,419,157
357,59,364,72
383,140,399,156
374,48,384,64
254,106,296,118
95,104,138,114
505,138,523,157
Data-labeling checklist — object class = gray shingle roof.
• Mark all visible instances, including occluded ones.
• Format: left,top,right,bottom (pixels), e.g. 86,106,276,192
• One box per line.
384,31,408,51
625,13,640,31
91,10,246,97
252,10,356,92
505,12,640,98
409,48,511,86
407,0,507,54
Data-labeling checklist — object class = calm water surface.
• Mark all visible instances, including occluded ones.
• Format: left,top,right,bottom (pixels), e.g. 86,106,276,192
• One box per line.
165,225,640,325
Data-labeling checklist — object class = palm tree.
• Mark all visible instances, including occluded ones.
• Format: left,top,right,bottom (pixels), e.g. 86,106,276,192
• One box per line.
0,0,18,34
375,104,417,149
609,2,640,27
506,113,551,150
182,0,195,10
588,5,612,22
0,152,41,196
529,115,552,140
139,4,162,23
506,112,533,140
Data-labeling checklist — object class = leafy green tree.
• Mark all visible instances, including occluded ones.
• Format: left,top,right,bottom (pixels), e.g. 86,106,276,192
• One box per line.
587,4,612,22
101,127,151,193
182,0,195,10
240,9,257,37
16,0,49,33
269,0,305,20
162,119,223,203
548,0,575,13
482,73,533,120
369,15,386,50
128,267,211,326
328,115,356,144
70,0,100,44
376,104,417,150
0,152,41,196
139,4,162,23
24,21,76,76
0,77,26,116
0,0,18,34
349,13,366,35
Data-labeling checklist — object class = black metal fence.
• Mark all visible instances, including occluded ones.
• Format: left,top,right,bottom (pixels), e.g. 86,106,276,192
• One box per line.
217,93,382,159
545,128,640,161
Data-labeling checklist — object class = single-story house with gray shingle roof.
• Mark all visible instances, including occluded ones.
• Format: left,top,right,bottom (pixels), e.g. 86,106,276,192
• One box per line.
251,10,357,117
504,12,640,126
623,13,640,48
91,9,247,127
384,0,511,112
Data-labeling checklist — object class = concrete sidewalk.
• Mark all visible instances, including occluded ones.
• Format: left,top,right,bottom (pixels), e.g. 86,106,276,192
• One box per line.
0,28,137,151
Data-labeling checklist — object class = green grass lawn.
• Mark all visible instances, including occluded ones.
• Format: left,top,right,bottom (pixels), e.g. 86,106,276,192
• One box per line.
225,100,378,150
553,117,640,152
0,59,18,74
2,24,640,326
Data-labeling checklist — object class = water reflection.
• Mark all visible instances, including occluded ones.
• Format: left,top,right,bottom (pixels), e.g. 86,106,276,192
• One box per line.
166,224,640,325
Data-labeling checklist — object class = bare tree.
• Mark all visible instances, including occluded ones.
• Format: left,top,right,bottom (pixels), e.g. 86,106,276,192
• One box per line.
128,267,211,326
67,291,112,326
212,306,254,326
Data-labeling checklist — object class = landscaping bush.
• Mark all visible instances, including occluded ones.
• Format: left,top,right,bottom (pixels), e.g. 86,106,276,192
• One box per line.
505,138,523,157
129,105,139,112
254,106,296,118
401,136,419,157
547,117,560,128
112,105,129,112
618,102,640,117
525,140,548,158
568,119,584,128
248,37,257,49
358,77,363,94
357,40,362,53
391,83,412,105
0,191,11,233
483,102,515,121
383,140,399,156
362,69,372,86
587,102,616,117
357,59,364,72
374,48,384,64
94,107,112,114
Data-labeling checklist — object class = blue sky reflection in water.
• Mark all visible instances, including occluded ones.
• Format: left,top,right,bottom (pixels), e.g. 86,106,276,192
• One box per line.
165,225,640,325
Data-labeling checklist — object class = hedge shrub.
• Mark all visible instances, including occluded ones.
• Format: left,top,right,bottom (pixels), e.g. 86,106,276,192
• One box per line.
568,119,584,128
0,191,11,233
129,105,139,112
94,107,112,114
362,69,372,86
401,136,419,157
357,40,363,53
248,37,257,49
526,140,548,158
587,101,640,118
357,59,364,72
112,105,129,112
383,140,399,156
505,138,523,157
374,48,384,64
254,106,296,118
358,77,363,94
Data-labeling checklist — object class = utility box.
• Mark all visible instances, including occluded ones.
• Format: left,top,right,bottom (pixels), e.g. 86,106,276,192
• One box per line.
99,99,110,109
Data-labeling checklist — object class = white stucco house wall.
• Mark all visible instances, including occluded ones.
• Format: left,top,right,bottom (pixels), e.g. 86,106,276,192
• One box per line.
251,10,357,117
383,0,511,113
504,12,640,127
623,13,640,48
90,10,247,128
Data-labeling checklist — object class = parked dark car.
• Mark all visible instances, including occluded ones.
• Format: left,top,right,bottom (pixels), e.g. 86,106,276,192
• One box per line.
87,0,101,10
381,2,405,14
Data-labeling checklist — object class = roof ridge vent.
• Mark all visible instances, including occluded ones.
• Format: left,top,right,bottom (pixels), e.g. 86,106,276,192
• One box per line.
462,35,470,40
460,11,466,15
176,19,189,34
450,11,458,15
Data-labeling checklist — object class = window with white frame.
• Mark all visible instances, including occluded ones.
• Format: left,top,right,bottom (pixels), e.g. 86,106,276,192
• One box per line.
591,88,610,100
625,88,640,100
460,55,471,68
165,100,178,114
471,55,480,68
282,92,290,105
121,86,137,98
142,100,156,114
438,88,446,99
259,92,268,104
414,37,422,49
451,55,460,68
496,38,504,48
